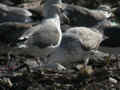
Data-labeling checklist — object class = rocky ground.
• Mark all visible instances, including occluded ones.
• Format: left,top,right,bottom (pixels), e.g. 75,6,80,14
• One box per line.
0,0,120,90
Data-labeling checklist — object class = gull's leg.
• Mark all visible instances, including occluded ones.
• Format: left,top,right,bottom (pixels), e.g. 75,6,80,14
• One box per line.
34,56,48,67
83,52,92,69
84,56,90,66
83,50,98,67
6,51,16,71
79,54,91,73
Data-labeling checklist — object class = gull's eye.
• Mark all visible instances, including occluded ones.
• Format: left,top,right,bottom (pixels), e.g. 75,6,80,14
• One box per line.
57,8,64,15
59,8,64,13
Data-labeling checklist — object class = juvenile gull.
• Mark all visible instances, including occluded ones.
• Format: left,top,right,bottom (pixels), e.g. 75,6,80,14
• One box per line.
0,3,32,23
60,4,113,27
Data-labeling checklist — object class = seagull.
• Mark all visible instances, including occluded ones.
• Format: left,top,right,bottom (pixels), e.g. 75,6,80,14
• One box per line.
0,3,32,23
12,0,62,57
60,3,113,27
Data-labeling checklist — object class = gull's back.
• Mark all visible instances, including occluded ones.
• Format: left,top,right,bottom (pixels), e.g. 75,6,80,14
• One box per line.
65,27,103,50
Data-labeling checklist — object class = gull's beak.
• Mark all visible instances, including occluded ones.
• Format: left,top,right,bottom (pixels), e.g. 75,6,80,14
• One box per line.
111,7,117,12
53,4,62,9
62,13,70,24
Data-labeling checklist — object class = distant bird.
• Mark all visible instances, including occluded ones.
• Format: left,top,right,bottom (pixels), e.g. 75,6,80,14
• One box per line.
46,27,108,66
13,0,62,57
0,3,32,23
60,4,113,27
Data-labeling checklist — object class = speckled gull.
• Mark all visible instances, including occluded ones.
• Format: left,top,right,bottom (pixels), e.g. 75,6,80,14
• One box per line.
15,0,62,57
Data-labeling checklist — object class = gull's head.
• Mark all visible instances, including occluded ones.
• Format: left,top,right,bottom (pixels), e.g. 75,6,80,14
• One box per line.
97,5,113,18
43,0,62,18
43,0,70,23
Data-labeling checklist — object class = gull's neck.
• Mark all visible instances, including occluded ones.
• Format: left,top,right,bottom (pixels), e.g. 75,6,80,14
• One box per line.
53,14,61,30
44,14,62,48
44,14,61,30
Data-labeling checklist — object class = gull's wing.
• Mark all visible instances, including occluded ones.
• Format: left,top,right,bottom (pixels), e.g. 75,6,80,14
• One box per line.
18,21,61,48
